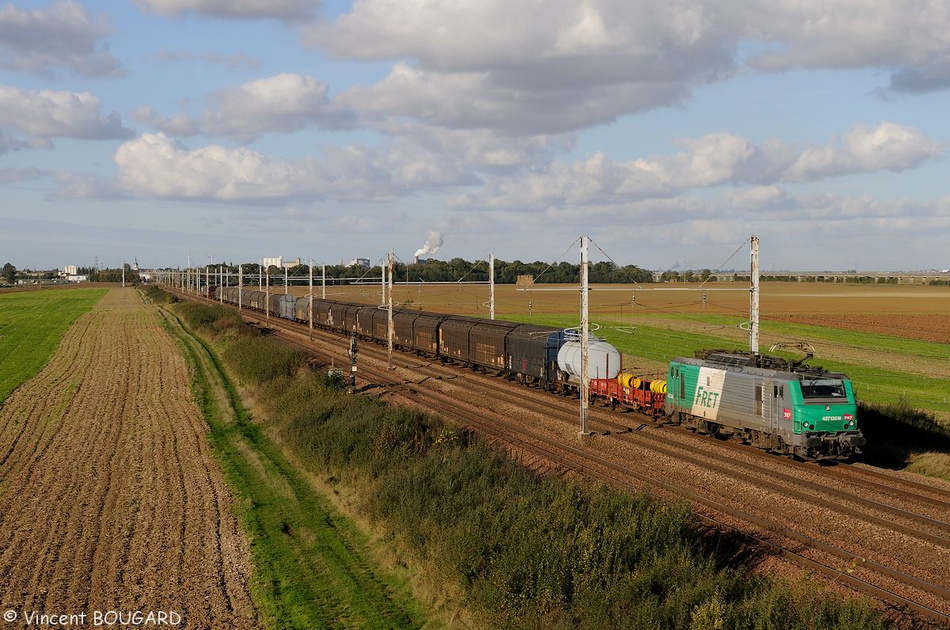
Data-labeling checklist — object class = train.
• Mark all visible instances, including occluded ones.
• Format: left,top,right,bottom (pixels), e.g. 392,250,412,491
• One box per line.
203,285,865,461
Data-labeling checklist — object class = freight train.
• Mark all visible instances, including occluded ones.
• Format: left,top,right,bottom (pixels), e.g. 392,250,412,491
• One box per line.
205,285,865,460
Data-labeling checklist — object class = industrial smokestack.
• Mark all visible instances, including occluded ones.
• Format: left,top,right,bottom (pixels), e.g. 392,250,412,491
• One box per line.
414,230,443,259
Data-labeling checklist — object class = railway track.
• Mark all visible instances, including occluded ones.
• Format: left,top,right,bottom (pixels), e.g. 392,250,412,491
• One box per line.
175,290,950,626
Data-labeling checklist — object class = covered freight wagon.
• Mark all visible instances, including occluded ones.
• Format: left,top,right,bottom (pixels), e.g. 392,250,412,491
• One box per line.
439,316,518,370
277,294,297,320
504,324,565,385
245,290,266,311
392,310,448,355
295,296,310,322
356,305,392,341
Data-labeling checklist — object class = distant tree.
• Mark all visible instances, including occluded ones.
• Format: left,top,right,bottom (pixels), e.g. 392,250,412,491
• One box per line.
2,262,17,284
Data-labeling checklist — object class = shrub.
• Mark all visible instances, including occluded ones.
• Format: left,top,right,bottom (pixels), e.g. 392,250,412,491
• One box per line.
223,336,305,383
141,285,177,304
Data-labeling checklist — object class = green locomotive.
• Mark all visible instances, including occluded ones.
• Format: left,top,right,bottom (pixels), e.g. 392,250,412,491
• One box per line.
664,350,865,460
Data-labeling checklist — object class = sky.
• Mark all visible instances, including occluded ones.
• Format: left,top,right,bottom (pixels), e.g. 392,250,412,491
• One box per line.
2,0,950,273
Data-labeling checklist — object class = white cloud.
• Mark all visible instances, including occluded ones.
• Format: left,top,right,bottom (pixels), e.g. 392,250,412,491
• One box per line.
308,0,730,74
203,74,349,140
136,73,352,141
112,126,562,204
784,122,943,181
302,0,950,137
0,85,133,140
136,0,318,20
742,0,950,71
337,63,693,135
452,122,944,211
633,132,757,188
115,134,321,201
314,0,734,133
0,1,119,77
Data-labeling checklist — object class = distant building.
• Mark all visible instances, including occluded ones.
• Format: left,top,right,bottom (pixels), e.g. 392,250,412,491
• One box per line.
64,265,78,275
349,258,370,269
263,257,302,269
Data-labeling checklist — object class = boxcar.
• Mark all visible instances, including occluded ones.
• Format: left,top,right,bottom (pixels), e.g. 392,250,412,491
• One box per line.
295,296,310,322
326,301,352,332
311,299,338,328
439,316,517,369
277,294,297,320
266,293,284,317
438,316,481,364
391,310,447,355
356,305,392,340
392,310,419,350
505,324,565,385
246,290,266,311
339,303,364,333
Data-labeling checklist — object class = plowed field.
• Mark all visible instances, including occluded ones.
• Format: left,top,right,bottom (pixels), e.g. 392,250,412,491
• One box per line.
0,289,258,628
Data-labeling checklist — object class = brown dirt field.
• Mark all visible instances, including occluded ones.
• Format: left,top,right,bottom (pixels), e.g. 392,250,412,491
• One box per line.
771,314,950,344
0,289,258,628
278,281,950,343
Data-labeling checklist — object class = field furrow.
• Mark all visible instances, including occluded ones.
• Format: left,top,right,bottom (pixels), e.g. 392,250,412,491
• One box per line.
0,289,258,628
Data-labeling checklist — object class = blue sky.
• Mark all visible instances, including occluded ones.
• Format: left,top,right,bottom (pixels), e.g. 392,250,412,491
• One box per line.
2,0,949,272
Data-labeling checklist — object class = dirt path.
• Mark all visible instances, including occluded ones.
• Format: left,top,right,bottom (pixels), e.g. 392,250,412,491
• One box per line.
0,289,258,629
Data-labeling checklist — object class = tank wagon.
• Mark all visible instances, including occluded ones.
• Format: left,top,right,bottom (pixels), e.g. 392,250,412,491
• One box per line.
665,351,865,460
203,287,865,460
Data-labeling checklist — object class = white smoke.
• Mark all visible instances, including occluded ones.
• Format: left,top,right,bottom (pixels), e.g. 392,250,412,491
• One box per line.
414,230,443,258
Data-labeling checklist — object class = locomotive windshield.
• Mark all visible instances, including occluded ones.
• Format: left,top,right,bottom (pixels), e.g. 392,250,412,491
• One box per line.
800,378,847,401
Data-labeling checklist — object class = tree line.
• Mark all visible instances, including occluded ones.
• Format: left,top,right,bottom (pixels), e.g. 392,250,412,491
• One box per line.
167,258,656,285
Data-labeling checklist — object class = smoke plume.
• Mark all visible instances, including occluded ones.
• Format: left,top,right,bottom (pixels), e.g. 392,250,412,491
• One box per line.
414,230,443,258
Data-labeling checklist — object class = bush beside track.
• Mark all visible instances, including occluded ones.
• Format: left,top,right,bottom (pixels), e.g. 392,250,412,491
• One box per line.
166,291,898,629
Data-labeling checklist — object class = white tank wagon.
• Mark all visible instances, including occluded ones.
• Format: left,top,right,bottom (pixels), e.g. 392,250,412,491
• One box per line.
556,331,622,384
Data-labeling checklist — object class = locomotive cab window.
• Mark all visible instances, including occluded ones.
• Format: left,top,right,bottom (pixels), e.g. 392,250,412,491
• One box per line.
801,378,846,402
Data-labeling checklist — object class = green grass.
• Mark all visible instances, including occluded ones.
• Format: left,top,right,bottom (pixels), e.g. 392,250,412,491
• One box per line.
499,312,950,419
0,288,106,404
157,299,427,629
